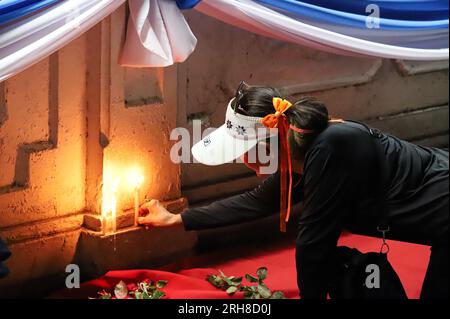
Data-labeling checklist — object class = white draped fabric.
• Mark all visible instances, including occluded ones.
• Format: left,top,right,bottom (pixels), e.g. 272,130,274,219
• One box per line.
0,0,126,82
119,0,197,67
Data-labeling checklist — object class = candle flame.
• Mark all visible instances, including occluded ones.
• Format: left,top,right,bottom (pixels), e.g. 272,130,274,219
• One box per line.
127,168,144,189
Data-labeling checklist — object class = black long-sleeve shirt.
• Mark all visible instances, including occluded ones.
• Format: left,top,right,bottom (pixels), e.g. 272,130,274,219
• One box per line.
181,120,449,298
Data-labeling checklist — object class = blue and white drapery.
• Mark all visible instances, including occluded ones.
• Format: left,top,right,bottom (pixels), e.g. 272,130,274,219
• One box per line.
119,0,449,68
0,0,196,81
176,0,448,60
0,0,127,82
0,0,448,82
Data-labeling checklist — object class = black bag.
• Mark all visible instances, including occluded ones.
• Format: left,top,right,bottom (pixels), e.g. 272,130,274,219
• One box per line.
328,124,407,299
329,246,407,299
0,237,11,279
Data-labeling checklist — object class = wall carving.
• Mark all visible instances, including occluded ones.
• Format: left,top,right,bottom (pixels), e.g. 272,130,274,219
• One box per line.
280,59,383,95
0,55,58,195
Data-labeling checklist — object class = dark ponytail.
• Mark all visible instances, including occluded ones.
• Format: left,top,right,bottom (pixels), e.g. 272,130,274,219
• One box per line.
234,84,329,159
285,97,329,159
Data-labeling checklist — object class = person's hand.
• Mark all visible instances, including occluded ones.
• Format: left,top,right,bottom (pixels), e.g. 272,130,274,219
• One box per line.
137,199,182,228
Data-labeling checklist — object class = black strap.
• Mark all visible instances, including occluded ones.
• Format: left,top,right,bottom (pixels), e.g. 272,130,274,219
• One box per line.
339,120,390,252
368,127,391,253
368,127,389,227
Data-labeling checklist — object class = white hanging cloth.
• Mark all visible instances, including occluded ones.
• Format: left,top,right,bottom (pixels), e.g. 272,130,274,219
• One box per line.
119,0,197,67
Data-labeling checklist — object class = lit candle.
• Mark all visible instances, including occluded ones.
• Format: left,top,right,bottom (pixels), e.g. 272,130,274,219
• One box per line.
102,173,120,235
129,169,144,227
101,210,107,236
101,191,110,236
111,178,120,233
134,187,139,227
111,194,117,233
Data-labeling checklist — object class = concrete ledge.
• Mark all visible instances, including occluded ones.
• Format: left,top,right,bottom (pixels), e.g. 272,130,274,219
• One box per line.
367,104,449,143
0,197,196,297
0,222,198,297
74,223,198,279
83,197,188,232
395,59,449,76
0,230,81,297
280,59,383,95
411,133,449,149
0,197,188,244
0,213,84,244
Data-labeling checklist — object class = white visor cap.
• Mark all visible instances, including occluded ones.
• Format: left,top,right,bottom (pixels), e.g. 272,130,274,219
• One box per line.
191,98,278,166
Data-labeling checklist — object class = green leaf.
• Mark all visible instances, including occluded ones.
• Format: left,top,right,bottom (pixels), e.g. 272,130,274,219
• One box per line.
134,291,143,299
142,292,151,299
206,275,216,283
223,277,234,286
206,267,281,300
226,286,238,295
243,290,253,298
257,283,272,299
99,295,111,300
97,290,112,299
207,275,224,288
256,267,268,281
245,274,259,283
270,291,285,299
156,280,168,288
152,290,166,299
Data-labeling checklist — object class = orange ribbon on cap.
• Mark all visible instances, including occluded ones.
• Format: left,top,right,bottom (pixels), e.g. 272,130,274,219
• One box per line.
261,97,293,232
261,98,293,128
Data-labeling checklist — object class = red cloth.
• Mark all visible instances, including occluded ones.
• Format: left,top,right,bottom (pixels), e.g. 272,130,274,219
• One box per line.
55,233,430,299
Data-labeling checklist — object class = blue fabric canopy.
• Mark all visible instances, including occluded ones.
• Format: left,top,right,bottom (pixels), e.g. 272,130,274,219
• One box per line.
256,0,448,29
3,1,447,31
0,0,61,25
177,0,449,29
177,0,201,10
176,0,448,57
273,0,449,21
0,0,41,15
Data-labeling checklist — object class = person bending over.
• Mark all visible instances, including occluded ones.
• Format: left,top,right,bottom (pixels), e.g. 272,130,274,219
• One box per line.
138,83,449,299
